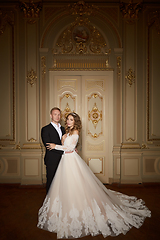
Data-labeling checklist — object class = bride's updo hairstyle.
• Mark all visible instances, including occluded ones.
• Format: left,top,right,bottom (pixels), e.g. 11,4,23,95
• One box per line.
65,112,82,135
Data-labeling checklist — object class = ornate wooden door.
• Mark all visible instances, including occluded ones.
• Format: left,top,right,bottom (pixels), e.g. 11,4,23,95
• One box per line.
49,71,113,183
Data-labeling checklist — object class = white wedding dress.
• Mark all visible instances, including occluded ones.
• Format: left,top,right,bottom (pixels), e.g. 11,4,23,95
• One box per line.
37,134,151,239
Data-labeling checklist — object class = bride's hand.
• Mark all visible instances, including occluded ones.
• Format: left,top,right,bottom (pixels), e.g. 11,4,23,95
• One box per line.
46,143,56,150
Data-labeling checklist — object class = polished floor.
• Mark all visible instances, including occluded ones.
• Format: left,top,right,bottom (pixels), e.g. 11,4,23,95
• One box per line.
0,183,159,240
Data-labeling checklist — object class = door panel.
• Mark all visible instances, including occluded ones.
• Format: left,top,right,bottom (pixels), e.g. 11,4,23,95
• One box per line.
49,71,113,183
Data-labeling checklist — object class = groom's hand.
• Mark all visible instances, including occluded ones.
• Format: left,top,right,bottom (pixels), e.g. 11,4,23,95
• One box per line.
46,143,56,151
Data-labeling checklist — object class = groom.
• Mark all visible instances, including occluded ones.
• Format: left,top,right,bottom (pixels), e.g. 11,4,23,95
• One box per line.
41,107,65,193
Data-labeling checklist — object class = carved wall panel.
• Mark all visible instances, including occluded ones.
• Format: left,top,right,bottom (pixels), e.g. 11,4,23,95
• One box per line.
87,93,103,139
0,157,20,177
58,79,77,91
124,158,139,176
113,48,123,146
40,49,48,127
121,155,141,183
147,12,160,141
124,23,137,143
60,93,76,121
0,14,15,142
86,80,104,90
24,158,39,176
86,141,104,151
143,156,160,176
88,157,103,174
25,22,39,144
21,152,42,185
49,74,81,127
81,73,114,183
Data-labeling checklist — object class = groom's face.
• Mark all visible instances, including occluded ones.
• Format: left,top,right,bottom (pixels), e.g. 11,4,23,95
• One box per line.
50,109,61,124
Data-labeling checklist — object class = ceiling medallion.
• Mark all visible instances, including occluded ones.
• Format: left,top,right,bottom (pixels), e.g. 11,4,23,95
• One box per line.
120,0,143,24
125,68,135,87
88,103,102,129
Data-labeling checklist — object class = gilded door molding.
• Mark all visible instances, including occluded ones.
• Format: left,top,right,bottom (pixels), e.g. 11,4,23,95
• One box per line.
49,71,114,183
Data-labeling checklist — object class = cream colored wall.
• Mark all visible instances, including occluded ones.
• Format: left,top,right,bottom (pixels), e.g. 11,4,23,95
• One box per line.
0,1,160,185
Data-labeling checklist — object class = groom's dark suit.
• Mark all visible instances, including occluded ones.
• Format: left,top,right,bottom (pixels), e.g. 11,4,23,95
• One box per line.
41,123,65,193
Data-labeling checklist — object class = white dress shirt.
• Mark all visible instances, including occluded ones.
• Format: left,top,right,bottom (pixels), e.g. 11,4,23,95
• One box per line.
51,122,62,139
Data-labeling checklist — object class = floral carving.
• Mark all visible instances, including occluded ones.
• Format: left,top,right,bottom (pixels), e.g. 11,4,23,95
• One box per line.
19,0,42,24
120,0,143,24
27,68,37,87
88,103,102,129
0,10,14,35
125,68,135,87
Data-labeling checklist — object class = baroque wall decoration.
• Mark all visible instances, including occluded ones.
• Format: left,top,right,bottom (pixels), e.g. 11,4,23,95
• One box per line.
148,11,160,35
53,17,109,55
0,10,14,35
117,56,121,81
27,68,37,87
51,1,111,70
120,0,143,24
88,93,103,139
15,142,21,150
68,1,98,17
60,94,76,121
126,137,135,142
19,0,42,24
125,68,135,87
86,80,104,90
61,103,72,121
28,138,36,142
41,56,46,81
88,103,102,129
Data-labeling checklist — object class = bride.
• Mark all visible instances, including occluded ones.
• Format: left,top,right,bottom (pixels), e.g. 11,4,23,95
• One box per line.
37,112,151,239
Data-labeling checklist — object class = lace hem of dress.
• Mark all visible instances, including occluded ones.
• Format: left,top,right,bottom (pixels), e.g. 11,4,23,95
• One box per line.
37,196,151,239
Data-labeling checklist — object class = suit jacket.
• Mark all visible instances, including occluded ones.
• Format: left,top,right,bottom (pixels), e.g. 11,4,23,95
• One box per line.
41,123,65,165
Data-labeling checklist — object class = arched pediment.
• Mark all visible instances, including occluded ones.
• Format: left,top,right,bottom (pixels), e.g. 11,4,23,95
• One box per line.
40,1,121,49
53,17,110,55
40,1,122,70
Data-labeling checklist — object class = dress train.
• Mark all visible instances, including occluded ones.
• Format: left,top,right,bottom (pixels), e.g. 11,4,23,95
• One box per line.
37,134,151,238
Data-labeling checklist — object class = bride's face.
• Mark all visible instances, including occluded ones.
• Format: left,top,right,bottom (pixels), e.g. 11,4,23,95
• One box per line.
67,115,75,129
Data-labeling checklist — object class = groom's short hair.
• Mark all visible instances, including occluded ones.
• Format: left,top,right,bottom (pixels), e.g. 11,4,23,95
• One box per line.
50,107,61,114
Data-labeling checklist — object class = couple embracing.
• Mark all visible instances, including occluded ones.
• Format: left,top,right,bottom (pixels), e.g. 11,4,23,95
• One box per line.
38,107,151,239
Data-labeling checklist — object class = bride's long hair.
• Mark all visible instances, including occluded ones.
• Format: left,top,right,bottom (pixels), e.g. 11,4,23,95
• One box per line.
65,112,82,135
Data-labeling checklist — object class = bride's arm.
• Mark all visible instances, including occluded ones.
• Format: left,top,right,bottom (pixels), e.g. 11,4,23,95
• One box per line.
55,134,79,152
46,131,79,152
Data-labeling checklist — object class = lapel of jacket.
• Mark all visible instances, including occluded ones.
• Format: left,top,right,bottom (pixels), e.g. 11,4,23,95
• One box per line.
50,123,61,141
50,123,65,142
60,126,65,135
